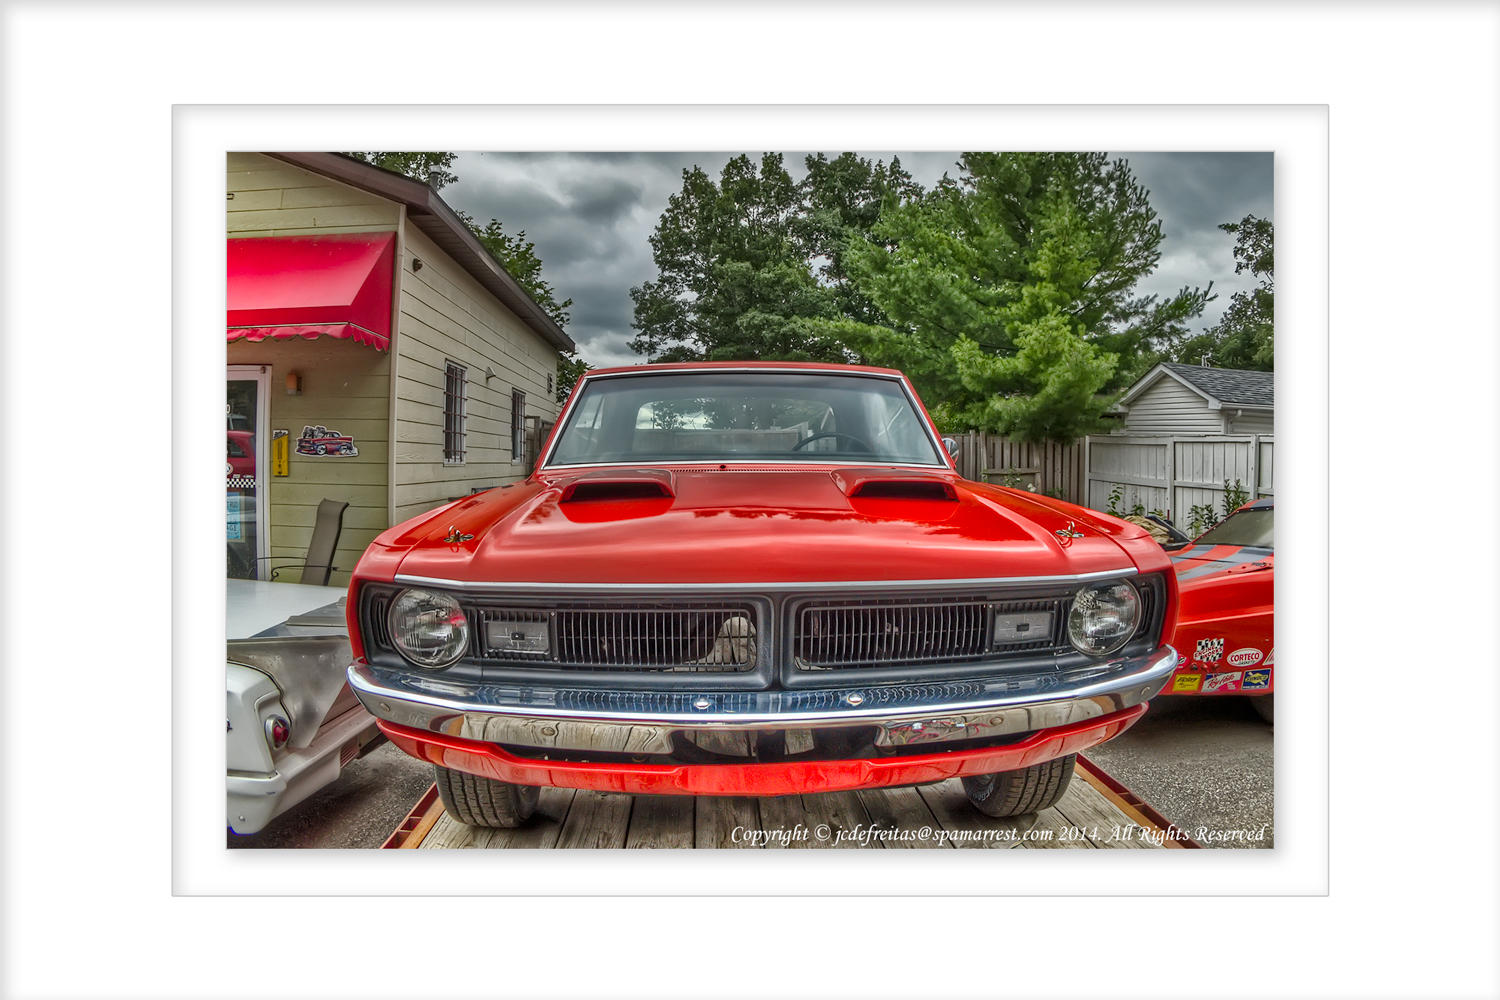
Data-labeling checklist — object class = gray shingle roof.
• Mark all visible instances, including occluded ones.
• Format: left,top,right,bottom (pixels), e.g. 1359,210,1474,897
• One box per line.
1162,363,1274,407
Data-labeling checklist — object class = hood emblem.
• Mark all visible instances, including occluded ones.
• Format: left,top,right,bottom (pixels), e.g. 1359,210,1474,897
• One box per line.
443,525,474,545
1054,522,1084,545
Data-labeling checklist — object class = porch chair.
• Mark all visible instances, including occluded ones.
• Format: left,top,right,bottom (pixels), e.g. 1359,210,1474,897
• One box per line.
265,498,349,586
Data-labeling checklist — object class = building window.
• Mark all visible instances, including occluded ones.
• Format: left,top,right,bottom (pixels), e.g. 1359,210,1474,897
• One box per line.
511,389,526,461
444,361,467,464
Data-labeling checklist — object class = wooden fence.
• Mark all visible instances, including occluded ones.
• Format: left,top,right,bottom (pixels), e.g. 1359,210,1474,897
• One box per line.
1083,433,1274,521
945,432,1086,504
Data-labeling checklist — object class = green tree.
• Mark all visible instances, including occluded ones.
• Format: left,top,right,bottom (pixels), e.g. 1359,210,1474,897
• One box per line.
1175,215,1273,370
556,352,591,403
342,151,458,190
629,154,847,362
799,152,923,326
807,153,1211,441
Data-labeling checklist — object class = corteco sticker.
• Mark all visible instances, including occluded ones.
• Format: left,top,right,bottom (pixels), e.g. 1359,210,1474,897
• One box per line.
1172,673,1203,693
1241,669,1272,690
1194,638,1224,664
1226,647,1264,668
1203,671,1242,694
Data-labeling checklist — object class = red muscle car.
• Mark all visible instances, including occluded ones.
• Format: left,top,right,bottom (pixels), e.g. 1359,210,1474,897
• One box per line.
1161,498,1274,722
345,363,1180,828
227,430,255,477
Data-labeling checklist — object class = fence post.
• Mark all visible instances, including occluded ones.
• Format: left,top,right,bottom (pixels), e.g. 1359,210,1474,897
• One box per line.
1247,434,1260,502
1164,437,1176,520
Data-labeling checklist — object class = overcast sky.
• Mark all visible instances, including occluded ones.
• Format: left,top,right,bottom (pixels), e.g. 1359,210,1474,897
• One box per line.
443,151,1272,369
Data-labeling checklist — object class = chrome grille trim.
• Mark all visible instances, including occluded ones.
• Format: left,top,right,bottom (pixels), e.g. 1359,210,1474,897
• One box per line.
473,602,758,673
792,594,1070,671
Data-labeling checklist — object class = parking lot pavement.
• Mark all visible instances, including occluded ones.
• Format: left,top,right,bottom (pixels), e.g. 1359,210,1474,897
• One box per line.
1082,694,1274,848
227,741,433,849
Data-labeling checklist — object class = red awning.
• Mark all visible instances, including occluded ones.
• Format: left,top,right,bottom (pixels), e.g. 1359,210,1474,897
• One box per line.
227,232,397,351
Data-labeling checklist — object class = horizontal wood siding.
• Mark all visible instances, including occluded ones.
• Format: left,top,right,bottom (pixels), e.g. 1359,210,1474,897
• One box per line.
1118,378,1226,434
227,153,399,236
392,225,562,523
227,340,391,589
1226,409,1275,435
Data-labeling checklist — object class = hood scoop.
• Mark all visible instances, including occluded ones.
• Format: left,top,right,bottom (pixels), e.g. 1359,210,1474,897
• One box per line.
558,469,676,503
833,470,958,502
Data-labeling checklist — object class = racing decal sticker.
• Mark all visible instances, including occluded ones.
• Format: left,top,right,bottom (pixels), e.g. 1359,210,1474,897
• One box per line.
296,424,359,457
1264,648,1274,667
1177,653,1188,667
1172,673,1203,692
1194,638,1224,665
1241,668,1272,690
1226,647,1264,668
1203,671,1242,694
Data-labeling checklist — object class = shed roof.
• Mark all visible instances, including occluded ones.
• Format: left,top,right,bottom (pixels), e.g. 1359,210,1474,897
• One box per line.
264,153,575,354
1119,362,1275,410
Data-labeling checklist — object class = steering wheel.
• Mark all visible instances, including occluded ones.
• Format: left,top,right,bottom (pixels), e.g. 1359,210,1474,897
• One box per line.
790,431,873,453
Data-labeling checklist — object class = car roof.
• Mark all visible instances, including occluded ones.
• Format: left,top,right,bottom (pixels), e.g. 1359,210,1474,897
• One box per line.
582,361,907,379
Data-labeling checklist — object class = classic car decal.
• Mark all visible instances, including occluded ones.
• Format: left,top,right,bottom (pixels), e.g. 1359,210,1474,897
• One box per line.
296,424,360,457
1264,648,1274,666
1194,638,1224,664
1241,668,1272,690
1226,647,1264,668
1202,671,1242,693
1172,673,1203,692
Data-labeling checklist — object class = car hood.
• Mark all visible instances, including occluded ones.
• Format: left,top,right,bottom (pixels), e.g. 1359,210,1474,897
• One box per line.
1169,543,1274,617
1170,543,1274,585
384,467,1155,586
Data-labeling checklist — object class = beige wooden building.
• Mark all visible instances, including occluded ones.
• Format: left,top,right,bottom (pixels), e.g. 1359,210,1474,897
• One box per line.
226,152,574,587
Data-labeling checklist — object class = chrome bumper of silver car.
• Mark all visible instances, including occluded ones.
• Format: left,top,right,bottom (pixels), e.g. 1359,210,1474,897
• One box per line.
347,646,1176,755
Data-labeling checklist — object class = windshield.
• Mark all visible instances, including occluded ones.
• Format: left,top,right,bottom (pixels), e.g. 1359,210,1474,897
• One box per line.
547,371,944,467
1194,507,1274,548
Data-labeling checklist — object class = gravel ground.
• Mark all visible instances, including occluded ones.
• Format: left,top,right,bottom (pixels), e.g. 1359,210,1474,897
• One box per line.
1082,694,1274,848
227,740,433,849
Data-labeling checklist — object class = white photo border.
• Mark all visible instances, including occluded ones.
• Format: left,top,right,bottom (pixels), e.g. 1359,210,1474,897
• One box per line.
5,2,1495,996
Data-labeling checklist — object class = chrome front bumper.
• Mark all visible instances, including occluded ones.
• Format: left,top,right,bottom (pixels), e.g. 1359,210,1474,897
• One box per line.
348,646,1176,755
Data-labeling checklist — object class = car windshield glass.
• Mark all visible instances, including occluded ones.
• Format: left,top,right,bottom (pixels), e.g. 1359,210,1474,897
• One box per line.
1194,508,1273,548
548,372,943,466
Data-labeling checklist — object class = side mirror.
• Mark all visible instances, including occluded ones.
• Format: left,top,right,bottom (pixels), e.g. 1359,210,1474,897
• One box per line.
941,436,959,457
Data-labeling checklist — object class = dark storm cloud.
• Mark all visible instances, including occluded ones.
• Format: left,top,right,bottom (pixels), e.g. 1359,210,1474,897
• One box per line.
1117,152,1274,319
442,150,1272,369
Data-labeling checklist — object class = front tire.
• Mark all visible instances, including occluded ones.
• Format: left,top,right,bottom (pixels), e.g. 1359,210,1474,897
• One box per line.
434,765,539,828
962,754,1076,818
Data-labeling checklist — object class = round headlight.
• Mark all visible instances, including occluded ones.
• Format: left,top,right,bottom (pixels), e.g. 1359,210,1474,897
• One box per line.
1067,580,1142,657
388,588,469,669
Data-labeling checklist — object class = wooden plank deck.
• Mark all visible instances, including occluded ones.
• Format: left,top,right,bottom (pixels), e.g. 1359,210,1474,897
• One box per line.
398,761,1189,850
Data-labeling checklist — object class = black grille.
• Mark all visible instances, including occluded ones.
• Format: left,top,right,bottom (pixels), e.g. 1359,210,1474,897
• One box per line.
792,595,1069,671
477,603,758,673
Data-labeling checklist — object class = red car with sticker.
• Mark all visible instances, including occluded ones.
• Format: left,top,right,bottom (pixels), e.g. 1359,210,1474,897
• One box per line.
1161,497,1273,722
342,363,1180,829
